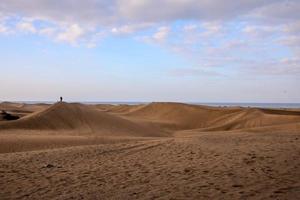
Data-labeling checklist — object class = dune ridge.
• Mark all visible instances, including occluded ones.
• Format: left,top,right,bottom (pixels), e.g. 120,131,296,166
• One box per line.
0,102,166,137
1,102,300,134
121,102,300,131
1,101,300,199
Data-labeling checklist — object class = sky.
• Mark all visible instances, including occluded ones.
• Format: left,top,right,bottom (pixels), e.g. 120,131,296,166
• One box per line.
0,0,299,103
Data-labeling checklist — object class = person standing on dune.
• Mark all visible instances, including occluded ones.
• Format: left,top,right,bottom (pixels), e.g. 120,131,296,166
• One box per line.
60,97,63,102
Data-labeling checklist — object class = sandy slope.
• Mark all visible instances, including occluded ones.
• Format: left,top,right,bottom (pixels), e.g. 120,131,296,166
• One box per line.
0,131,299,199
0,102,50,119
0,102,167,137
0,133,151,154
0,102,300,153
0,102,300,199
0,102,168,153
123,102,300,131
0,102,50,112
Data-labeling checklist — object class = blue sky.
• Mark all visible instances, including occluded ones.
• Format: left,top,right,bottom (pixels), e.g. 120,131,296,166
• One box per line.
0,0,299,102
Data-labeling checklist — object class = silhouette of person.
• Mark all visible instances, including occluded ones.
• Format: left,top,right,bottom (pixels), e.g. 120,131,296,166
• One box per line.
60,97,63,102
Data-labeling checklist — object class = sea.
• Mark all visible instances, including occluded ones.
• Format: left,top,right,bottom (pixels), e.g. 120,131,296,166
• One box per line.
3,101,300,109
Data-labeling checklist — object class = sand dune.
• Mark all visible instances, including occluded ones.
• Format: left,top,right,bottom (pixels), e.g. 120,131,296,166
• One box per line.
0,101,50,112
1,101,300,199
1,101,300,136
123,102,241,130
0,101,299,154
0,101,25,109
105,104,146,114
121,102,300,132
0,102,50,120
0,102,166,137
202,108,300,131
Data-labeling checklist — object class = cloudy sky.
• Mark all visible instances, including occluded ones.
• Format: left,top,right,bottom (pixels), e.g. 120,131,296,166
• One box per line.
0,0,299,102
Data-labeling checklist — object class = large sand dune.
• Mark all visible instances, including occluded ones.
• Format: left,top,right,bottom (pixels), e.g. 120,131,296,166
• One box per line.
1,101,300,135
0,102,50,119
0,102,165,137
201,108,300,131
121,102,300,131
0,102,300,199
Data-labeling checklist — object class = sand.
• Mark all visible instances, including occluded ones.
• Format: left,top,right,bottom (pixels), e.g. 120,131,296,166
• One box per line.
0,101,300,199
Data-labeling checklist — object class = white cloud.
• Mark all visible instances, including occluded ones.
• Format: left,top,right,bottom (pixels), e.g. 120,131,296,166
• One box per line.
56,24,85,44
223,40,248,49
284,21,300,34
85,31,106,48
16,21,36,33
0,0,298,46
0,0,299,77
111,23,153,35
242,25,280,38
118,0,281,22
39,27,56,37
279,36,300,47
111,23,154,35
152,26,170,42
183,24,198,32
243,57,300,75
201,22,223,37
0,23,8,34
0,0,291,27
169,67,221,77
111,26,132,34
0,0,118,26
253,0,300,22
137,26,171,44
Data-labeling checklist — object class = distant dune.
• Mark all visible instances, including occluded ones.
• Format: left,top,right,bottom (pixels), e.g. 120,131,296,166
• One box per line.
0,101,50,118
0,102,166,137
0,101,300,153
1,101,300,135
113,102,300,132
1,101,300,199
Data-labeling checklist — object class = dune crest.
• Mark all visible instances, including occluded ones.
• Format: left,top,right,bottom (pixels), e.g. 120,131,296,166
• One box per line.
1,102,300,134
120,102,300,131
0,102,166,137
1,102,300,198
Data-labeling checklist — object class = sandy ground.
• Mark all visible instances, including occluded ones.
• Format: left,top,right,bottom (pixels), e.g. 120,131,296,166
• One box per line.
0,133,149,153
0,131,299,199
0,102,300,199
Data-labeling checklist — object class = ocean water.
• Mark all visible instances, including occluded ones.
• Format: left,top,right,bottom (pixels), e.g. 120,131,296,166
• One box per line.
4,101,300,109
193,103,300,109
85,102,300,108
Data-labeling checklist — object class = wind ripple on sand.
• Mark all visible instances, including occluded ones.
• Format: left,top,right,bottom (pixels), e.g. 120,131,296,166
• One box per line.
0,132,299,199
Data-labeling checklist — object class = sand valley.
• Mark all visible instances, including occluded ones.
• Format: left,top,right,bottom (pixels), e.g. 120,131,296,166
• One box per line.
0,102,300,199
